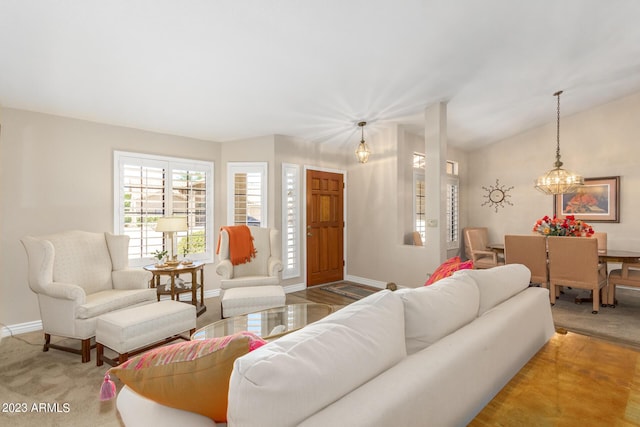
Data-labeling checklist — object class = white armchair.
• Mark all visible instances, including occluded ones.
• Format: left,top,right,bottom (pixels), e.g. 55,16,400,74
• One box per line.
21,230,156,362
215,227,283,295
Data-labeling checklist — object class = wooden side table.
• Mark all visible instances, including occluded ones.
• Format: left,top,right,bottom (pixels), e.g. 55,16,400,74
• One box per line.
144,261,207,316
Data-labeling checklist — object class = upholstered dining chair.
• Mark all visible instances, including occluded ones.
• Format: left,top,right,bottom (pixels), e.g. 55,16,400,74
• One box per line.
412,231,423,246
593,232,608,254
464,228,504,269
607,262,640,307
504,234,548,288
21,230,156,362
215,227,283,296
547,236,607,314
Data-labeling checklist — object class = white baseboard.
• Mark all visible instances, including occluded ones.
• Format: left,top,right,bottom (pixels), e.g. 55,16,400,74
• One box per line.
283,282,307,293
1,320,43,338
344,275,387,289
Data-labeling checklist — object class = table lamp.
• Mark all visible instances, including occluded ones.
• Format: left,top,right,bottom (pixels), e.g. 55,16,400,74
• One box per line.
155,216,188,265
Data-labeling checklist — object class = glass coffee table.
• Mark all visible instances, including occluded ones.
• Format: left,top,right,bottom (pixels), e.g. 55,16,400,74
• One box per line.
191,303,335,341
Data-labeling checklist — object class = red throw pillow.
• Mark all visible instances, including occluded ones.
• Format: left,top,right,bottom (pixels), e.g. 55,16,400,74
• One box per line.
424,257,473,286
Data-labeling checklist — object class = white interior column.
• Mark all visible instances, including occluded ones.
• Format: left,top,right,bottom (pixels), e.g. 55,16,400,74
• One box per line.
424,102,448,264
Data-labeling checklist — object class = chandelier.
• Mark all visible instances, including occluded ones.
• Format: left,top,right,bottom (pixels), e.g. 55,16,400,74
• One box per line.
355,121,370,164
534,90,583,195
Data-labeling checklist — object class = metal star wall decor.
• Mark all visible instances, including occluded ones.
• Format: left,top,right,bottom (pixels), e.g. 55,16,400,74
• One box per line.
481,179,514,213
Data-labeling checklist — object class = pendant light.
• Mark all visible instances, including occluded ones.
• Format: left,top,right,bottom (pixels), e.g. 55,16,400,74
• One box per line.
534,90,583,195
355,121,370,163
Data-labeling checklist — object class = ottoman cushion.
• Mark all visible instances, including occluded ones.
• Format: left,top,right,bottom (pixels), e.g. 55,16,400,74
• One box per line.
97,300,196,353
222,285,285,317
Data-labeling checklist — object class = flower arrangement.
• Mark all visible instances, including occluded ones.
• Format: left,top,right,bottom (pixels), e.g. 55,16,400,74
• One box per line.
532,215,594,237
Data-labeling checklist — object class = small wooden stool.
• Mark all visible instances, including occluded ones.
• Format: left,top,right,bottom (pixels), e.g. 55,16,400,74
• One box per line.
96,300,196,366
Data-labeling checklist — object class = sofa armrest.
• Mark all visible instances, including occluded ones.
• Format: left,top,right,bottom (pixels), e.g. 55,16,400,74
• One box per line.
44,282,86,304
216,259,233,279
268,257,283,277
112,269,152,290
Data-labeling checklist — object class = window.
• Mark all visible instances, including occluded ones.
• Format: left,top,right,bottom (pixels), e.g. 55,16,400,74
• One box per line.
282,163,301,279
227,162,267,227
114,151,214,267
413,152,426,169
413,153,426,243
446,177,459,249
446,160,458,176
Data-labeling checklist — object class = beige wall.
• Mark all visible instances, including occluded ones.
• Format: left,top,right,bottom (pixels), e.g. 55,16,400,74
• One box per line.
274,134,348,287
0,108,221,327
347,122,470,287
0,110,351,329
467,90,640,250
4,89,639,329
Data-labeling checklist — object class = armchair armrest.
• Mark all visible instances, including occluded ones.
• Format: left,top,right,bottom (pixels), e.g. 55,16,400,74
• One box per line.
112,269,153,290
621,262,640,278
471,249,497,262
268,257,283,277
44,282,87,304
216,260,233,279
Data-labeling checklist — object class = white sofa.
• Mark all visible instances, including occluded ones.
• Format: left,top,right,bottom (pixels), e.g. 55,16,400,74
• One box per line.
117,264,555,426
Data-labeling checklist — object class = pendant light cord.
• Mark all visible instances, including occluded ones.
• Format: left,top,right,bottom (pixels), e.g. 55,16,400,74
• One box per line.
554,90,563,168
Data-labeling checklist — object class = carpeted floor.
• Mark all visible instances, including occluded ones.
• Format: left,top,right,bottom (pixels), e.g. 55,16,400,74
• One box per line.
0,297,227,427
551,286,640,349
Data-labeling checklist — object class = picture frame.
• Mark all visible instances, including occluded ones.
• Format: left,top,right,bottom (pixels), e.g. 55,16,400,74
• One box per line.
553,176,620,223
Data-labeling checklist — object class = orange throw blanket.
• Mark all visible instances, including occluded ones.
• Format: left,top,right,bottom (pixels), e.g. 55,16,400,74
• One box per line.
216,225,257,266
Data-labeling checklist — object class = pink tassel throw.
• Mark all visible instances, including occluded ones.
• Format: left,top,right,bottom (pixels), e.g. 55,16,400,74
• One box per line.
99,373,116,401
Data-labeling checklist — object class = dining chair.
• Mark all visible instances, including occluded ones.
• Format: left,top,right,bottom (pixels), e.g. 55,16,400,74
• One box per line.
465,228,504,269
607,262,640,307
412,231,423,246
547,236,607,314
593,232,607,254
504,235,548,288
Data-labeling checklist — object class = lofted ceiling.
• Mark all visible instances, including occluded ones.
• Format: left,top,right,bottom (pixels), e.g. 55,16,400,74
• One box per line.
1,0,640,151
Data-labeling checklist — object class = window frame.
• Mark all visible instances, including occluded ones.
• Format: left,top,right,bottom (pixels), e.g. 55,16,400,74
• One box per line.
413,153,426,243
113,151,214,268
445,175,460,250
227,162,268,227
281,163,301,279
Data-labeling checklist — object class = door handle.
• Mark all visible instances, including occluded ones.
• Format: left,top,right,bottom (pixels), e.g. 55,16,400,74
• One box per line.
307,225,312,237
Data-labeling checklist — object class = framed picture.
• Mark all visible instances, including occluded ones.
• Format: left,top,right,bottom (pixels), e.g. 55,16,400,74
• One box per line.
554,176,620,223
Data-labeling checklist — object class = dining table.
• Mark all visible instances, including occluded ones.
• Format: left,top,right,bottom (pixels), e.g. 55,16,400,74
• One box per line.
489,242,640,306
598,249,640,306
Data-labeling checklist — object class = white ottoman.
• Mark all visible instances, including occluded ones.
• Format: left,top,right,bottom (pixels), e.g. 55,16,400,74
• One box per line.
96,300,196,366
221,285,286,318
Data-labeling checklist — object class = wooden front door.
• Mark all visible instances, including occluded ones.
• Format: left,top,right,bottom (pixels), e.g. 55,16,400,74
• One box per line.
306,169,344,286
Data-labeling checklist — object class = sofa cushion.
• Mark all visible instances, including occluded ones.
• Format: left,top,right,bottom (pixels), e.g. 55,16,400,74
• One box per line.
227,289,406,427
425,256,474,286
398,274,480,354
110,332,266,423
453,263,531,315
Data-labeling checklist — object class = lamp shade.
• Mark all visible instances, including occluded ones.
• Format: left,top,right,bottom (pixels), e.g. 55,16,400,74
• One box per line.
155,216,188,232
355,141,370,163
